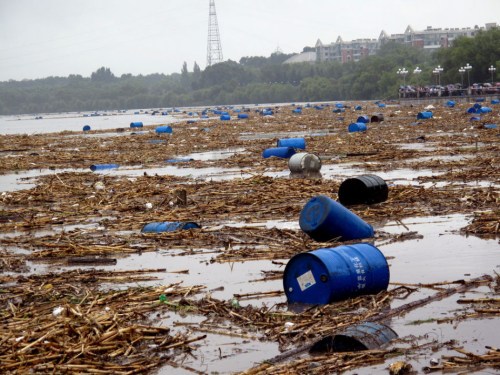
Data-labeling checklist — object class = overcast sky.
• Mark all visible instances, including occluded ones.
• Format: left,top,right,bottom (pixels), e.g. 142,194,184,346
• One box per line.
0,0,498,81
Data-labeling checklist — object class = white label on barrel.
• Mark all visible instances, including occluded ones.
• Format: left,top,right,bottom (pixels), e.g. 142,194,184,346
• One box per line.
350,256,366,289
297,270,316,291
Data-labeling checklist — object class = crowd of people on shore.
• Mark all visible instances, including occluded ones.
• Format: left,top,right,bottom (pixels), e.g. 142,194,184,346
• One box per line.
399,82,499,98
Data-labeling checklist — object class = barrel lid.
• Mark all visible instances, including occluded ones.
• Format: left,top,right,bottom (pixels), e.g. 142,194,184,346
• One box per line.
283,252,332,304
299,195,330,233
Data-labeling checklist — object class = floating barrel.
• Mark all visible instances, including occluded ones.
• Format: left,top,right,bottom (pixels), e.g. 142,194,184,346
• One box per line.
378,103,386,108
283,243,389,304
370,114,384,122
338,175,388,206
480,107,492,113
446,100,456,108
299,195,374,242
310,322,397,353
289,153,322,174
262,147,296,159
484,124,497,129
491,99,499,105
237,113,249,119
470,116,481,121
130,121,143,128
83,125,91,131
355,105,362,111
277,137,306,150
348,122,367,132
292,108,302,114
141,221,201,233
356,115,369,123
165,158,194,163
335,103,344,108
417,111,433,120
90,164,119,171
155,125,173,134
473,103,482,110
220,114,231,121
467,107,478,114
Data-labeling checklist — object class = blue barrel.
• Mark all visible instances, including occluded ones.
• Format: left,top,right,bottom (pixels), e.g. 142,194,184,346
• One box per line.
354,105,362,111
333,108,345,113
467,107,478,114
130,121,143,128
262,110,274,116
484,124,497,129
299,195,374,242
277,137,306,150
480,107,492,113
356,115,369,124
237,113,249,119
310,322,397,352
262,147,296,159
166,158,194,163
83,125,91,131
283,243,389,304
292,108,302,114
446,100,456,108
338,175,388,206
492,99,500,105
90,164,119,171
348,122,367,132
220,114,231,121
416,111,433,120
473,103,482,109
141,221,201,233
155,126,173,134
314,105,324,110
335,103,344,108
378,103,386,108
470,116,481,121
475,98,485,102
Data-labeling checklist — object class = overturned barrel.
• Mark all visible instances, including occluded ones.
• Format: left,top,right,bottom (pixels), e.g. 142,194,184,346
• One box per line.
289,153,322,174
356,115,369,123
417,111,433,120
130,121,143,128
277,137,306,150
83,125,91,132
141,221,201,233
155,125,173,134
310,322,397,352
262,147,296,159
220,114,231,121
348,122,367,133
338,175,388,206
480,107,492,113
492,99,499,105
237,113,249,119
292,108,302,114
299,195,374,242
283,243,389,304
90,164,119,172
446,100,456,108
370,114,384,122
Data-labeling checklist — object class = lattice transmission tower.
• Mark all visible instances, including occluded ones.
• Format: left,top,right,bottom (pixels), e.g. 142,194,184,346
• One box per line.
206,0,223,67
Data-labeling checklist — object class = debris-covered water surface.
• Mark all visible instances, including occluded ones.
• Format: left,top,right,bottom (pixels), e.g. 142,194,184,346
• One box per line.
0,101,499,374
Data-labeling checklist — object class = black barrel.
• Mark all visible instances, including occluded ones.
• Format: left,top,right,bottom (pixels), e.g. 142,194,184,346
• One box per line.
370,114,384,123
338,174,388,205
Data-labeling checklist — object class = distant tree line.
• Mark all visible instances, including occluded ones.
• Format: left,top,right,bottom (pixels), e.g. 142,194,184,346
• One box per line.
0,28,498,115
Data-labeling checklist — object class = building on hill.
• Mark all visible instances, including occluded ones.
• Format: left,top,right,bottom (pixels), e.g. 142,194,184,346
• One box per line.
315,23,497,64
282,51,317,65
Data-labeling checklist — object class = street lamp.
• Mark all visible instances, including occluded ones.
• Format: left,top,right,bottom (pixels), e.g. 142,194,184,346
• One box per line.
413,67,422,98
397,68,408,98
464,63,472,94
489,65,496,84
433,65,444,86
458,67,465,88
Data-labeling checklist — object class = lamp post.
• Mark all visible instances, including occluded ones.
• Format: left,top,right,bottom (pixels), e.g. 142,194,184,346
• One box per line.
464,63,472,95
489,65,496,84
433,65,444,96
397,68,408,98
413,67,422,98
458,67,465,93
